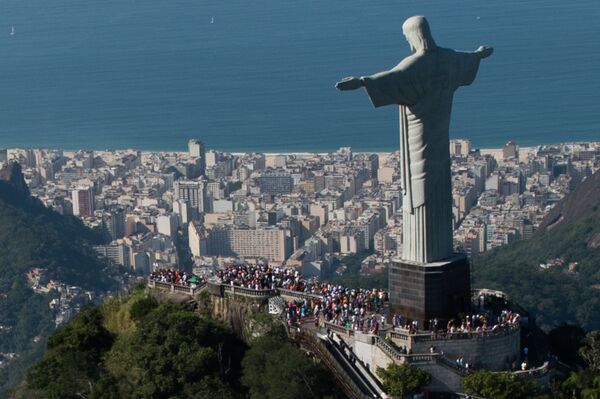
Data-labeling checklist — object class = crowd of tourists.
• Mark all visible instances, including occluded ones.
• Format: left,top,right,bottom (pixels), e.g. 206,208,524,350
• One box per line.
213,264,389,332
151,263,391,333
149,268,201,287
216,264,308,291
281,284,388,333
445,309,521,334
315,285,387,333
391,307,521,336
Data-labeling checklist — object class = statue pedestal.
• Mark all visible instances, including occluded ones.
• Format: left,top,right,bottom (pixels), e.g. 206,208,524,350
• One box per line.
389,254,471,326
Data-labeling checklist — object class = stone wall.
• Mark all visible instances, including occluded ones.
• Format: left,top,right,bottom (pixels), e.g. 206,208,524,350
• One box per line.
416,362,464,393
352,333,391,373
393,327,521,371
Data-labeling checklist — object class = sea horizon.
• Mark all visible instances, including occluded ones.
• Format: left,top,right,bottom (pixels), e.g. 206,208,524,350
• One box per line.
1,0,600,152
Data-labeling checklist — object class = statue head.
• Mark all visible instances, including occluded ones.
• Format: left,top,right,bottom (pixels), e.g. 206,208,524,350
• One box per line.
402,16,437,53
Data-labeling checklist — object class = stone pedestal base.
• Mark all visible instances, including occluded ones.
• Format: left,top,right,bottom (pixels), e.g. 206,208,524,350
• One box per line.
389,254,471,326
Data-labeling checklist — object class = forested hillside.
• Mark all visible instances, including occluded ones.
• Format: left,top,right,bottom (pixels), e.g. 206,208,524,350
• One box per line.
9,289,336,399
0,163,118,396
474,171,600,331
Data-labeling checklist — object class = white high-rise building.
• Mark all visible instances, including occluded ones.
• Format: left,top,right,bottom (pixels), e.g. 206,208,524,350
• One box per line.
157,214,179,238
174,180,206,212
450,139,471,157
188,221,207,257
173,200,193,224
205,150,219,168
188,139,205,158
94,244,130,267
206,226,292,262
188,139,206,175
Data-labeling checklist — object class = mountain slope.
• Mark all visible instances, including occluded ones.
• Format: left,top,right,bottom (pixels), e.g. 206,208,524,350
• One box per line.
536,170,600,236
474,170,600,331
0,163,119,396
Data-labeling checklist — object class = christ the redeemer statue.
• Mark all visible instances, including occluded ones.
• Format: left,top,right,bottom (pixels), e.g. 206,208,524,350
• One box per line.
336,16,493,264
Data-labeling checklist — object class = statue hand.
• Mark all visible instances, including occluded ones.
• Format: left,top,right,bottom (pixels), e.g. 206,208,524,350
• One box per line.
476,45,494,59
335,77,363,91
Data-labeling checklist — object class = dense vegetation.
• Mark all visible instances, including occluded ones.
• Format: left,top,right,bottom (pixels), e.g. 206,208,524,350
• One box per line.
10,289,337,399
242,330,335,399
376,363,430,398
463,370,544,399
0,164,118,396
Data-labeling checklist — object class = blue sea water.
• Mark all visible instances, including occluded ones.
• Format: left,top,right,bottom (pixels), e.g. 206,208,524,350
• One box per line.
0,0,599,152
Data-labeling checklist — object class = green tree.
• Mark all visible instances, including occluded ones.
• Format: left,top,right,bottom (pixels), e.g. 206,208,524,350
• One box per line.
25,306,115,399
553,370,600,399
18,296,248,399
124,303,243,398
463,370,542,399
128,295,158,322
376,363,430,398
579,331,600,373
241,332,335,399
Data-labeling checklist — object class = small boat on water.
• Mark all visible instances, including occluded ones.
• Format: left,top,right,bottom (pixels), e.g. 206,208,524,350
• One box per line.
10,26,15,36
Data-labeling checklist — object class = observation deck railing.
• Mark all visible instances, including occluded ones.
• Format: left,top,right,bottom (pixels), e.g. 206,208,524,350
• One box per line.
389,323,520,344
147,278,203,296
277,288,323,302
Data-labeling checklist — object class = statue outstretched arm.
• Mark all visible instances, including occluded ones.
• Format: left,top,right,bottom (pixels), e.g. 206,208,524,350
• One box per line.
335,76,367,91
475,45,494,59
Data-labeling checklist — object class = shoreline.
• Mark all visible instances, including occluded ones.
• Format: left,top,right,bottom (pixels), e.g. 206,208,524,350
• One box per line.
3,141,599,157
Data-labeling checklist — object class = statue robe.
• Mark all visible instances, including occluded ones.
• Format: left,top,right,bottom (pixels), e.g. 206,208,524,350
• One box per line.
362,47,481,263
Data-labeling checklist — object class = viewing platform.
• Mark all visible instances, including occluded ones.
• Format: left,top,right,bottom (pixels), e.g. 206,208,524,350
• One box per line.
148,273,526,395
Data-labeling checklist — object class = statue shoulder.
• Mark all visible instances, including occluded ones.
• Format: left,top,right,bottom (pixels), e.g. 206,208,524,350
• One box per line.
393,53,420,71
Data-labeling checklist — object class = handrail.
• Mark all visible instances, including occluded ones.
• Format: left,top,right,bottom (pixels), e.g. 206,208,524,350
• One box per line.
374,337,404,362
435,355,471,376
512,361,550,378
388,330,410,342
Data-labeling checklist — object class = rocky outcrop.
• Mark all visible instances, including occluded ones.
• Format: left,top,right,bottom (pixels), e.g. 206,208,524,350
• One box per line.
536,170,600,235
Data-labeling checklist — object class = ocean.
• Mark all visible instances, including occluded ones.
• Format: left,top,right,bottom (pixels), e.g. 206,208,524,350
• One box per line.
0,0,599,152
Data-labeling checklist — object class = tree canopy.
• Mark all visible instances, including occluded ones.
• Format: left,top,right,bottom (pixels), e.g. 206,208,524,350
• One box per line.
376,363,430,399
463,370,542,399
12,290,338,399
241,329,335,399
